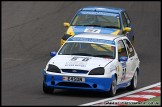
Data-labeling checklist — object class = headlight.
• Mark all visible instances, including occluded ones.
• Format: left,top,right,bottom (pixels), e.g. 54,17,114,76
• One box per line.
88,67,105,75
47,64,61,73
62,34,72,40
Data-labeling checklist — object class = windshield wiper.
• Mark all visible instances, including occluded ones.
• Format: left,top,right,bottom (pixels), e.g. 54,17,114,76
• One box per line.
72,24,92,26
94,55,114,59
71,53,93,56
85,25,101,27
74,24,101,27
101,26,120,29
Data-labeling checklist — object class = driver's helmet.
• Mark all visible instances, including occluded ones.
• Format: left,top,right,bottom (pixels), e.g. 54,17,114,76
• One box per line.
79,43,87,52
86,15,96,24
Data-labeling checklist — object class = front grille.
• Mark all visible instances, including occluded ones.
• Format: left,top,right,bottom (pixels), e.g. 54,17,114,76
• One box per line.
61,69,89,74
57,82,91,88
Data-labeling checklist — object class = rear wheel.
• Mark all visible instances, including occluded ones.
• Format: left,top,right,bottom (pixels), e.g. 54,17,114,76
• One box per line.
107,76,117,97
43,82,54,94
127,70,137,90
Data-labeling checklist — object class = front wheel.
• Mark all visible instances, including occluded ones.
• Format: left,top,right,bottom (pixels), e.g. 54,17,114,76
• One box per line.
127,70,138,90
107,76,117,97
43,82,54,94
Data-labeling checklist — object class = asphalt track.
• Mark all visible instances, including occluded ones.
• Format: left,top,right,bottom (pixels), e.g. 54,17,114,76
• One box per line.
2,1,161,106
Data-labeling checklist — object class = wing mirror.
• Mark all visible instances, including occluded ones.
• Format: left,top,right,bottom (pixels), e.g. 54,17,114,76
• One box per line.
64,22,70,27
119,56,128,62
123,27,131,32
50,51,57,57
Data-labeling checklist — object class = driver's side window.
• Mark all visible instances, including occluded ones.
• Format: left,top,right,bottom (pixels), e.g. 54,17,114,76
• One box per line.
123,39,135,58
121,12,127,27
121,12,131,27
123,12,131,27
118,40,128,59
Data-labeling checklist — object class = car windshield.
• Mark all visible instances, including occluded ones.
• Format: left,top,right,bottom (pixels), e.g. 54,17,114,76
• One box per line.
58,42,116,59
71,13,120,29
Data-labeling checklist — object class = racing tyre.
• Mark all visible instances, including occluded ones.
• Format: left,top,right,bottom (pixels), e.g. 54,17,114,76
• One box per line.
127,70,137,90
43,82,54,94
107,76,117,97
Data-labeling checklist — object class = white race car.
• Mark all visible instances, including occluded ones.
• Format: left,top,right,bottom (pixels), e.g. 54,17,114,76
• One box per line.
43,33,140,97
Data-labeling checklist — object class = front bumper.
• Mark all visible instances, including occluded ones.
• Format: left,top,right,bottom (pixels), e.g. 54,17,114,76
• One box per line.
43,70,114,92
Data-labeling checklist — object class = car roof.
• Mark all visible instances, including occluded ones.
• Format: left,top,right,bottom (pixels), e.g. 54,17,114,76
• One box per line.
71,33,125,41
80,6,125,13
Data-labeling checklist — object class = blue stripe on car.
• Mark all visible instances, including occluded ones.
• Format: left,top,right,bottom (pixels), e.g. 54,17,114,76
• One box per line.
67,37,115,45
44,73,113,92
43,70,131,92
79,11,119,17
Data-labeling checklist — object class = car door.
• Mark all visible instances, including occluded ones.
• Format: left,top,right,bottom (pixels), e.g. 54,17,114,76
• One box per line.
121,11,134,42
123,39,136,81
116,40,129,84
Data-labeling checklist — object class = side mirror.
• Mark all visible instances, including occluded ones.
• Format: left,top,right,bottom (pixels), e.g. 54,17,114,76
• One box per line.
119,56,128,62
50,51,57,57
123,27,131,32
64,22,70,27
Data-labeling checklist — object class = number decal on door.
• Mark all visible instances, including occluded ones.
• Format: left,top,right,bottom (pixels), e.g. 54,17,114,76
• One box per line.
121,62,126,81
121,68,126,81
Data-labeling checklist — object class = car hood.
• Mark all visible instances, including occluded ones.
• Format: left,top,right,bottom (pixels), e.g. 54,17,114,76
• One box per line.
48,55,113,71
71,26,121,35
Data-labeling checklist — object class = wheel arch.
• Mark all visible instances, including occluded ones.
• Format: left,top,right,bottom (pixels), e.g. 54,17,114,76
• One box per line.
136,67,139,76
113,73,118,82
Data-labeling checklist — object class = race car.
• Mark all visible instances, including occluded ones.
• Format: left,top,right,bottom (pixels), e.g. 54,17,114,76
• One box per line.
61,6,135,46
43,33,140,97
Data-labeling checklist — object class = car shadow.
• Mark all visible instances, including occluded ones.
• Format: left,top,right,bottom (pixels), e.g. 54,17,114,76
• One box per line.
47,87,132,98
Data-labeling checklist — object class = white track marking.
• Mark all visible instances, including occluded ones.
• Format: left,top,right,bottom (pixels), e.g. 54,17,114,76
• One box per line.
125,94,156,99
80,82,160,106
156,85,161,88
93,103,118,106
93,100,138,106
108,100,138,103
142,90,160,93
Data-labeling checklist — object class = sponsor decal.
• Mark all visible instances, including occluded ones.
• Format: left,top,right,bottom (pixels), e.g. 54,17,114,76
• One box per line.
121,62,127,81
65,61,87,67
65,57,91,67
121,61,126,68
84,28,101,33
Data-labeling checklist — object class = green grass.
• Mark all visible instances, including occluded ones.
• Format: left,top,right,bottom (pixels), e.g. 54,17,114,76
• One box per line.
128,96,161,106
144,96,161,105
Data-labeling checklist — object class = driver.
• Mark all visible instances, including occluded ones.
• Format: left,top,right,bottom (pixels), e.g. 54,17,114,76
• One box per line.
86,15,96,25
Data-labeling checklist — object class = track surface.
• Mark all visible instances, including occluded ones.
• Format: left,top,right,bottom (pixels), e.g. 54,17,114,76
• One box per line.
2,1,161,105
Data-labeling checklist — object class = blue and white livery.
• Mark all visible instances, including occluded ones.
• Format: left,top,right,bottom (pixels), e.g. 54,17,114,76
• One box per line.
43,33,140,97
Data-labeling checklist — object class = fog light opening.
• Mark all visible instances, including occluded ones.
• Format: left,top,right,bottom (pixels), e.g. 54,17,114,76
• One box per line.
93,84,97,88
51,81,55,85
